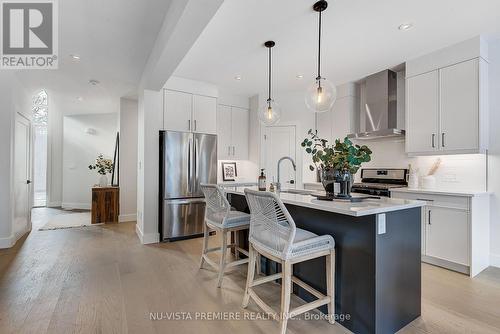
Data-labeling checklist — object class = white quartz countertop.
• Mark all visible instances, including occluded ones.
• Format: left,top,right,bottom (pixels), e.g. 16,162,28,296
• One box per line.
222,186,425,217
390,187,490,197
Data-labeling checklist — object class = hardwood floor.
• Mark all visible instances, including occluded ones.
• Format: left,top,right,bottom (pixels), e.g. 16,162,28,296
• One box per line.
1,208,500,334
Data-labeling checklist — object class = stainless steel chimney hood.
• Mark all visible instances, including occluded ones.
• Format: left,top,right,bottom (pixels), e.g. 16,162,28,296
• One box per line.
347,69,405,140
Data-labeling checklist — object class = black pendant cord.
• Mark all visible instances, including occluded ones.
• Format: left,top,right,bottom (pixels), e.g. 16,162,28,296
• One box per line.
268,46,272,103
317,9,322,82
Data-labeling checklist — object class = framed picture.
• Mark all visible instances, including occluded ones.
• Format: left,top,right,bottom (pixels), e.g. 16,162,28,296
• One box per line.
221,162,237,181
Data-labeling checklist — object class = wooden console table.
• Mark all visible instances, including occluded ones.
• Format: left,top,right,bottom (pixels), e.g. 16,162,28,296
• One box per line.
91,186,120,224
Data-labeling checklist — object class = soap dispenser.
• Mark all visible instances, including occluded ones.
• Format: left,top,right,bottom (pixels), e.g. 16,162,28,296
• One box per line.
258,169,266,191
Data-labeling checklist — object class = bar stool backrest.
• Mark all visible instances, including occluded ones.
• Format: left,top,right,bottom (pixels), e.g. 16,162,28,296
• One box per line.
244,189,297,259
200,184,230,226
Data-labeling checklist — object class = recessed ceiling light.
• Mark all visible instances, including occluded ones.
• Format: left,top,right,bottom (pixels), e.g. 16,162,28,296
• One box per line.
88,79,100,86
234,75,242,81
398,23,413,31
76,96,83,102
296,74,304,79
70,54,81,61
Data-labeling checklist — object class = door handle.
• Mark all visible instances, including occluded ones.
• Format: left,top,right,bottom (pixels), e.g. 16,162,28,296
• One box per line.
431,134,435,148
442,133,445,147
26,180,31,184
188,138,192,193
289,180,295,184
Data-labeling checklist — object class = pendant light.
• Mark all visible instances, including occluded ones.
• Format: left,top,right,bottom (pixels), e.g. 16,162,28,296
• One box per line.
305,0,337,113
258,41,281,125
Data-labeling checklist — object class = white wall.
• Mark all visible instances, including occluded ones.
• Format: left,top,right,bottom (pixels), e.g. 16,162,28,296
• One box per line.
46,91,63,207
488,38,500,267
62,113,118,209
119,98,138,222
136,89,162,244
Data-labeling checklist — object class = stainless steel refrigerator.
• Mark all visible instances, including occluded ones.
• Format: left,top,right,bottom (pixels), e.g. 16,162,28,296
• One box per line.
159,131,217,241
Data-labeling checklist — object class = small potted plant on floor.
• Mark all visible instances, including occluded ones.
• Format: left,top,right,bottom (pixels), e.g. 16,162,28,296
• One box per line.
88,154,114,187
301,129,372,198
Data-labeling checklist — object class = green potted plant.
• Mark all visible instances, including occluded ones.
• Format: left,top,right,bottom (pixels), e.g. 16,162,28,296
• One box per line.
88,154,114,187
301,129,372,197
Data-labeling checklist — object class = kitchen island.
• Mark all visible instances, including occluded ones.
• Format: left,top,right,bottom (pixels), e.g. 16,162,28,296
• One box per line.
223,186,425,334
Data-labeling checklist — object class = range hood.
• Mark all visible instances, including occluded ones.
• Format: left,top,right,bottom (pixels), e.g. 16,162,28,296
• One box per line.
347,69,405,140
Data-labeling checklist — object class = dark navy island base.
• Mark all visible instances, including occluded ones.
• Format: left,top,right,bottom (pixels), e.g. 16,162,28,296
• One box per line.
228,192,421,334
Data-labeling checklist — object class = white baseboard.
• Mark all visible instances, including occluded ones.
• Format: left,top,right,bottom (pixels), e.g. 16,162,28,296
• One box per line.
47,201,62,208
61,202,91,210
135,223,159,244
490,253,500,268
119,213,136,223
0,234,15,249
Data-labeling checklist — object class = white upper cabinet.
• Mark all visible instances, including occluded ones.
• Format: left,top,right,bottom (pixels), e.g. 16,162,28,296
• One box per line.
164,90,192,132
406,70,439,154
231,107,249,159
315,83,357,144
193,94,217,134
217,105,232,159
163,89,217,134
439,59,479,152
217,105,249,160
405,36,489,156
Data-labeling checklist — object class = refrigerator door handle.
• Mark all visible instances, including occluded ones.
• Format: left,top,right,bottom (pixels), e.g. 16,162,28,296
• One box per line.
194,137,199,191
187,137,192,193
165,198,205,205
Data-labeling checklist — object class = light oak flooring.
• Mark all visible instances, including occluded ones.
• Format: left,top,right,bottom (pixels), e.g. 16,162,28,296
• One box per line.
1,208,500,334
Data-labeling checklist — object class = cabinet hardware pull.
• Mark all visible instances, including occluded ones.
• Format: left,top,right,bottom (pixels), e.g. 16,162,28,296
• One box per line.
232,146,235,156
417,198,434,202
432,134,435,148
442,133,445,147
428,210,432,225
194,120,197,131
228,146,231,156
188,120,191,131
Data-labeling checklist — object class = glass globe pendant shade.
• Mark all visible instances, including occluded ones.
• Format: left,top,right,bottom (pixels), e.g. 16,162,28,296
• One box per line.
305,77,337,113
258,99,281,125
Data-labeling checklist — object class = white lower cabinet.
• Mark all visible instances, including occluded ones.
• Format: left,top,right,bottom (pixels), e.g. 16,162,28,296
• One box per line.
391,189,490,277
425,206,469,266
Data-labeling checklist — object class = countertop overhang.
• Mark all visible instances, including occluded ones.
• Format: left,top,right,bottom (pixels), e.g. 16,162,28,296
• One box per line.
222,186,425,217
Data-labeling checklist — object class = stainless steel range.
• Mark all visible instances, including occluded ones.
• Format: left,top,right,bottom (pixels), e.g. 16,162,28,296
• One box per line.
351,168,408,197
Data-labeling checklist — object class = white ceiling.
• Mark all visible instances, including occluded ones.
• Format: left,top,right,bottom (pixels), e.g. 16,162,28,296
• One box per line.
16,0,172,115
174,0,500,97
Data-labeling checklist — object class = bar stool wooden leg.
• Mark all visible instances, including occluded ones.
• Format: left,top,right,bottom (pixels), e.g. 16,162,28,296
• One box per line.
256,254,261,275
242,244,256,308
280,261,292,334
199,222,209,269
217,230,228,288
326,249,336,324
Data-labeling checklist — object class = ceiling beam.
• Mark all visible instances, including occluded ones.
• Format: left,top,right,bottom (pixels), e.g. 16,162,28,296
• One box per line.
139,0,223,91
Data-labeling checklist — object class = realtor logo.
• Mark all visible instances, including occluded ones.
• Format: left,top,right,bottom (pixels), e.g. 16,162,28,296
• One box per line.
1,0,58,69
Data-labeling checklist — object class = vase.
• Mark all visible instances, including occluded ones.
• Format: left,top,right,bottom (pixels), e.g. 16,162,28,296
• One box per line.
320,169,340,197
336,169,353,199
99,175,108,187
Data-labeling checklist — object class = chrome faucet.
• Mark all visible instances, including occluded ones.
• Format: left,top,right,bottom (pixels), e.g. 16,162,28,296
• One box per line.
275,156,296,192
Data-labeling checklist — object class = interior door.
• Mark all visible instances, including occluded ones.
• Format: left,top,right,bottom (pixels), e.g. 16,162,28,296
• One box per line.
217,105,232,159
192,94,217,134
264,125,296,188
406,71,440,154
425,206,469,265
439,59,479,151
14,113,31,236
230,107,249,159
164,89,192,132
